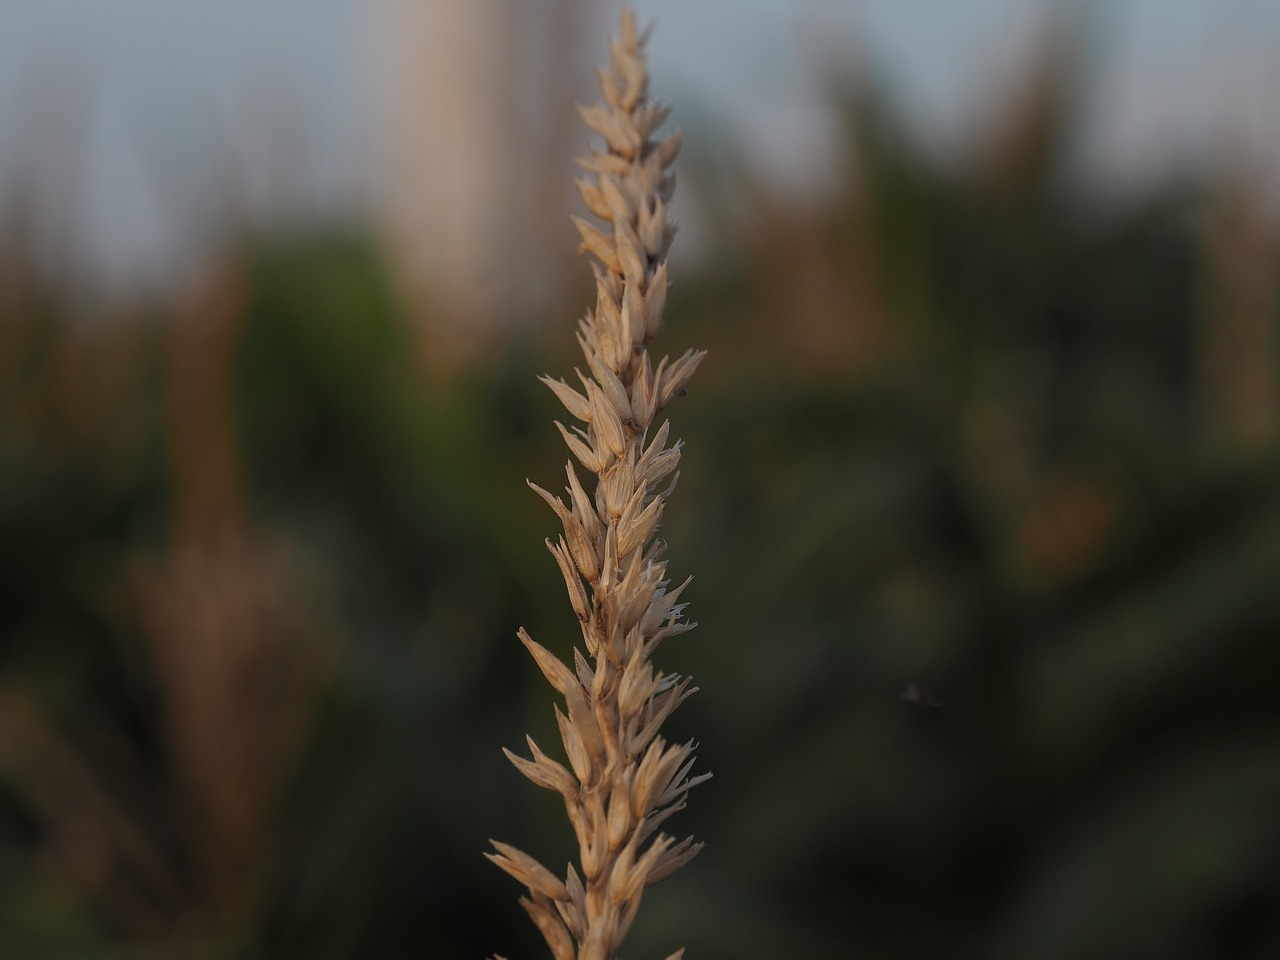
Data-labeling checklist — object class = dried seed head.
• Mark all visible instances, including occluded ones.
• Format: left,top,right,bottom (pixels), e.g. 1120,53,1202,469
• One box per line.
496,11,705,959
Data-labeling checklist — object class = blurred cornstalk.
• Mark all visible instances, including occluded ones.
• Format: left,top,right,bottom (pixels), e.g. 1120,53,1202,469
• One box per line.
0,221,328,946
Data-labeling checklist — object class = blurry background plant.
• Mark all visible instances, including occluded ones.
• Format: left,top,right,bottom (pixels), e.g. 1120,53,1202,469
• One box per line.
2,2,1280,959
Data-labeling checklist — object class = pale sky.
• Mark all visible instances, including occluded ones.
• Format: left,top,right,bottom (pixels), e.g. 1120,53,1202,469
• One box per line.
1,0,1277,286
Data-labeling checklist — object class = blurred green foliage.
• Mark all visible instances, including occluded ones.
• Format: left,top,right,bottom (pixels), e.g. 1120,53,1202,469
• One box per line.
2,53,1280,960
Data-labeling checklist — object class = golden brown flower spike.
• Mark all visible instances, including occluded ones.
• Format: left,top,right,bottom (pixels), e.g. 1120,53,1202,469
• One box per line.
488,8,707,960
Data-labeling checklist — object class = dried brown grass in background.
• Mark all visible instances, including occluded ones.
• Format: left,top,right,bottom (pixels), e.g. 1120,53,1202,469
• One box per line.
488,9,707,960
